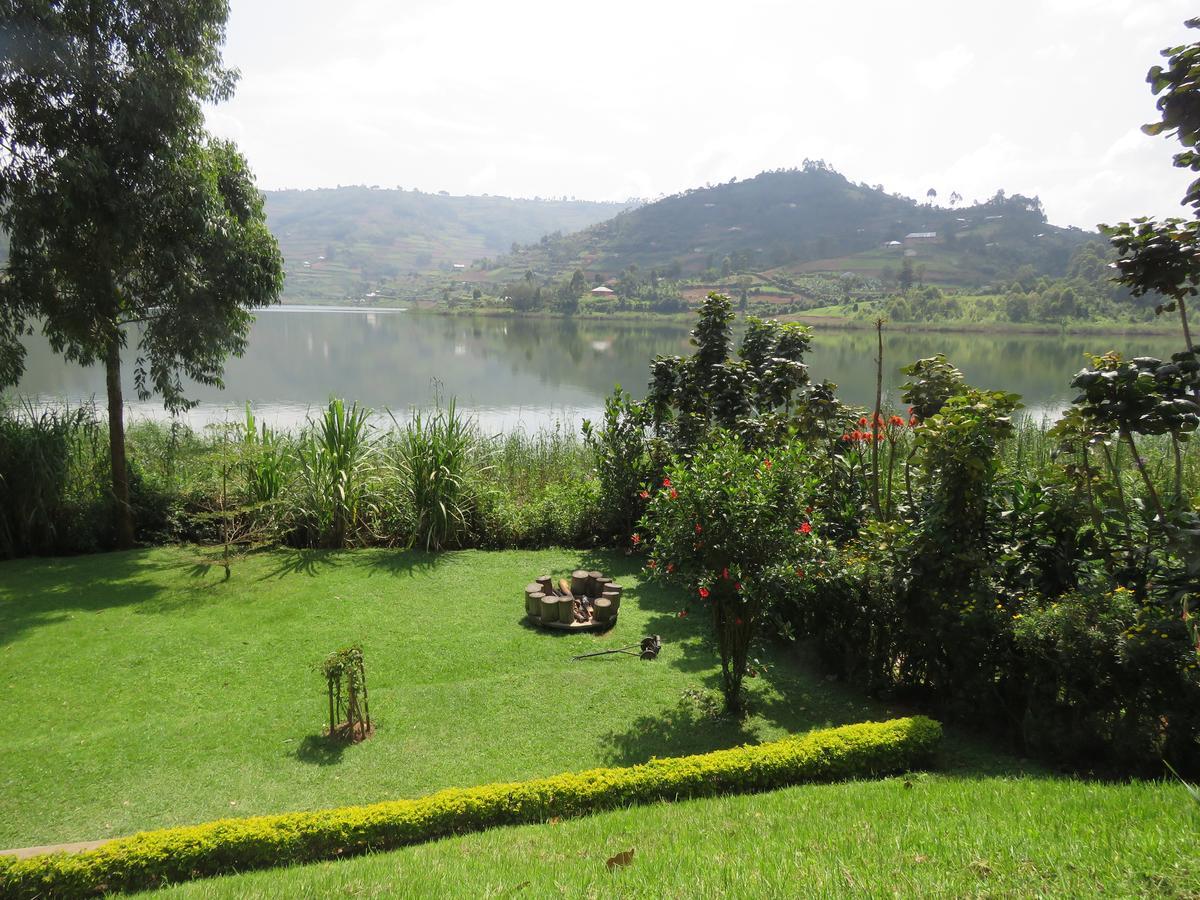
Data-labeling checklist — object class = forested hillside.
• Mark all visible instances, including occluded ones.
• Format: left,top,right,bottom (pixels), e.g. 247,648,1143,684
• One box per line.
492,162,1093,288
264,187,632,303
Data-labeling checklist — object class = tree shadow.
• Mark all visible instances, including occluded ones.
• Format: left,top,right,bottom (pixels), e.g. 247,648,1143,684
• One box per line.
294,733,347,766
598,691,761,765
257,548,345,580
0,549,193,646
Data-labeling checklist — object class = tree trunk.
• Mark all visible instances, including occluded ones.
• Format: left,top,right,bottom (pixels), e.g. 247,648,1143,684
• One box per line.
105,337,135,549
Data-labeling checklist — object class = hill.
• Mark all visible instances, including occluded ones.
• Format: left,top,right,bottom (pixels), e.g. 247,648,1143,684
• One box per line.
491,162,1094,289
264,187,633,304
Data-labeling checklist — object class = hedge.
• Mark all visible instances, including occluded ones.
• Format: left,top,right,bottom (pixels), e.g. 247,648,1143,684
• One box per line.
0,716,941,898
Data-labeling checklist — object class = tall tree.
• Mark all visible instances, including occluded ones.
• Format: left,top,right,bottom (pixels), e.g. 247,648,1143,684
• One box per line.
0,2,284,547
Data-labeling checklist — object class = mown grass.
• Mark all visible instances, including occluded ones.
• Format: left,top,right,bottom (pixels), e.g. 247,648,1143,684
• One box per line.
141,776,1197,898
0,546,913,849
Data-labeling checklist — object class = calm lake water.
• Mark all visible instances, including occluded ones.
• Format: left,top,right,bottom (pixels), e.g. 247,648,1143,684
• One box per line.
7,307,1185,433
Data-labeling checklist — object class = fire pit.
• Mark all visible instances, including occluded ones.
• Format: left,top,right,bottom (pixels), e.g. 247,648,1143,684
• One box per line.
524,570,622,632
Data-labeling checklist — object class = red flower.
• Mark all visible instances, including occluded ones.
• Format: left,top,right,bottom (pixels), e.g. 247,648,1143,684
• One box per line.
694,523,703,534
698,586,710,599
800,522,812,534
763,458,772,470
858,416,868,426
666,562,675,573
889,415,903,428
670,488,678,500
678,609,687,618
631,533,641,545
647,559,657,569
795,568,804,577
734,582,742,591
840,433,851,442
722,567,729,580
662,477,672,487
909,415,918,427
734,617,743,626
639,490,650,500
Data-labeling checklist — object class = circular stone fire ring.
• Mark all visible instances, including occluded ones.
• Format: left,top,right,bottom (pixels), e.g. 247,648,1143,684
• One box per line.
524,570,622,632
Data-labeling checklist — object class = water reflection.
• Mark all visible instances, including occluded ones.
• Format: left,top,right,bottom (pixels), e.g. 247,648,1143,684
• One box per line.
7,308,1183,432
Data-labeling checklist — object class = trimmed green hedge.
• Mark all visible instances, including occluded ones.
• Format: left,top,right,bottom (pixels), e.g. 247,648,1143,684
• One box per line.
0,716,940,898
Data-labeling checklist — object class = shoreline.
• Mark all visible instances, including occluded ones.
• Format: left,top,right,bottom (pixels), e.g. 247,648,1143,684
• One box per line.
268,300,1180,339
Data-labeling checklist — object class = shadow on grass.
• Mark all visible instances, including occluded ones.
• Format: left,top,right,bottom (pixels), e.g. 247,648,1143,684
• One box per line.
0,548,199,646
295,734,347,766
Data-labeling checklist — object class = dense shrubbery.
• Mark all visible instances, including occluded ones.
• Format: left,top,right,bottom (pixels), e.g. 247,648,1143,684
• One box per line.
0,717,940,898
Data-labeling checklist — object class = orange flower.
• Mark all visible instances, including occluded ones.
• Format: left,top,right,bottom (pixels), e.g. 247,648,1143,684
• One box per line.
889,415,903,428
639,490,650,499
647,559,657,569
631,533,641,545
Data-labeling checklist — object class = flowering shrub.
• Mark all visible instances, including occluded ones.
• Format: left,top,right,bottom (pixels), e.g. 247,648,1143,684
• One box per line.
638,433,821,713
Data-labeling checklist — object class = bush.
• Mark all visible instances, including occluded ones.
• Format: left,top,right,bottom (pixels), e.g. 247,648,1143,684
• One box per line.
640,433,822,714
0,717,940,898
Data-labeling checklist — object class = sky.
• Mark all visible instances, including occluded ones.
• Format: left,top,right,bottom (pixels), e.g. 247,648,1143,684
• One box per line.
207,0,1197,231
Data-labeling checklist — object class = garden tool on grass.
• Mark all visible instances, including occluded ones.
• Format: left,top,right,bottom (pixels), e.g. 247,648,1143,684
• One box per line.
572,635,662,661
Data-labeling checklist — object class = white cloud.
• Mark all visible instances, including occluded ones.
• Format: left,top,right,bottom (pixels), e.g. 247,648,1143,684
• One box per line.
208,0,1200,227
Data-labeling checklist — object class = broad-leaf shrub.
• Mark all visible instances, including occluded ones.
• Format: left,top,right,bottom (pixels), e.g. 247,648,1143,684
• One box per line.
0,717,940,898
639,433,821,713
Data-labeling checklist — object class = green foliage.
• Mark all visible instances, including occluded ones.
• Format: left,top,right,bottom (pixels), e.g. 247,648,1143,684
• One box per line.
290,399,376,548
0,717,940,898
393,400,479,551
582,387,656,541
0,402,109,557
639,434,821,713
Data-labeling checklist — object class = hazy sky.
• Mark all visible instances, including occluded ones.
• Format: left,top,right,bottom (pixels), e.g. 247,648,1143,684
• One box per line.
207,0,1196,230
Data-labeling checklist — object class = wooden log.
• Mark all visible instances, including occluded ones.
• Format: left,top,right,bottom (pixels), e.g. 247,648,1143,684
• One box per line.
571,570,589,596
539,595,559,622
601,590,621,614
558,596,576,625
593,575,612,594
586,571,602,597
525,582,543,596
604,583,623,599
526,591,544,617
559,577,573,597
536,575,553,595
593,597,613,622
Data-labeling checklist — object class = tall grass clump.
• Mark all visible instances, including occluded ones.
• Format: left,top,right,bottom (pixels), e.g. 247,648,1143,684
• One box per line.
290,399,376,548
392,400,480,551
0,401,109,557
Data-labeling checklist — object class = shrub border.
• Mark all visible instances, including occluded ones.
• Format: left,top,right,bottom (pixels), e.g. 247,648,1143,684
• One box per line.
0,716,941,898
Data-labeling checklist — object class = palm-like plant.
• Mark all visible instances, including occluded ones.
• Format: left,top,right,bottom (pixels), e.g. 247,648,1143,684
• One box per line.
294,399,376,548
393,400,482,551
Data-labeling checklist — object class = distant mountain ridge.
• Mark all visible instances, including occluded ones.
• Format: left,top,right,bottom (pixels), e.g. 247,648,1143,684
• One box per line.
263,187,634,303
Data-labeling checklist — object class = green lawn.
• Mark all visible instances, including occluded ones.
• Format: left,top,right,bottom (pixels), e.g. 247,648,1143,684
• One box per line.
142,777,1196,899
0,546,905,849
2,546,1195,898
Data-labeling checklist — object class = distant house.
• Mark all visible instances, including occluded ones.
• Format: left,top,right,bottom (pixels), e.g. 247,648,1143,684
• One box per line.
590,285,615,296
885,240,903,248
452,263,466,270
904,232,937,244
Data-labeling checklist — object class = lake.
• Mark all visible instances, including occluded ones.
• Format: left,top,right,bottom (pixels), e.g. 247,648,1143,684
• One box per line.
7,308,1185,433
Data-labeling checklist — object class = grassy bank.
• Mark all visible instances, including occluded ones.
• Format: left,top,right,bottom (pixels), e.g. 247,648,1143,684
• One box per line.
141,775,1196,898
